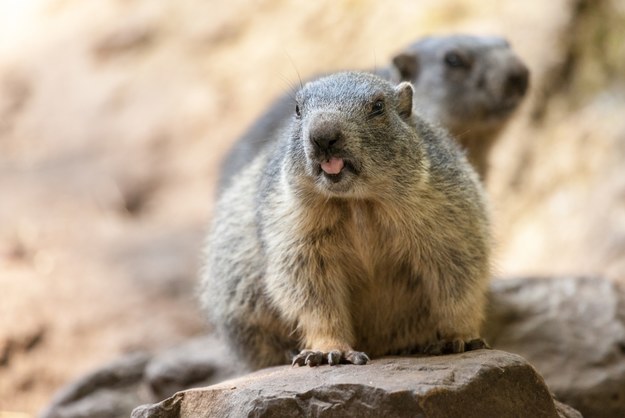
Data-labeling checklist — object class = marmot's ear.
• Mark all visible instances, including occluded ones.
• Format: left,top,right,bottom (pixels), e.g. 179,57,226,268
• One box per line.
395,82,413,119
392,52,420,82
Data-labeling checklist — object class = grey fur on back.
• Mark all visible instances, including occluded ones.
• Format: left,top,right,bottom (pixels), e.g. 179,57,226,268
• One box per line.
202,71,491,370
216,34,529,194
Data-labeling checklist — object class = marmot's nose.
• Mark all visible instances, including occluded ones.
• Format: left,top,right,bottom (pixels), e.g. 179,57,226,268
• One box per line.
505,63,529,97
309,121,344,152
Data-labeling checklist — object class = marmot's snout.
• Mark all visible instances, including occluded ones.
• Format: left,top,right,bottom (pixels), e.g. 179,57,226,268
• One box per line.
308,117,351,178
304,114,363,190
309,119,345,154
491,54,530,115
504,60,529,98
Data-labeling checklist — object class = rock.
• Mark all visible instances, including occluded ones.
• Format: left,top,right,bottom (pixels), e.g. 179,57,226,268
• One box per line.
39,336,242,418
44,277,625,418
131,350,580,418
485,276,625,418
40,352,151,418
145,335,243,400
41,388,149,418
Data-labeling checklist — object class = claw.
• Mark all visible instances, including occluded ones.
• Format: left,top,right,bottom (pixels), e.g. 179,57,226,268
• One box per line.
441,339,464,354
292,350,313,367
424,337,488,356
424,341,444,355
328,350,342,366
305,351,323,367
345,351,370,365
292,355,305,367
292,349,370,367
466,338,490,351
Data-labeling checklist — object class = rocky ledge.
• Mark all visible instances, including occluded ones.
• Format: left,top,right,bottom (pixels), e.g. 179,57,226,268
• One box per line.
131,350,580,418
485,276,625,417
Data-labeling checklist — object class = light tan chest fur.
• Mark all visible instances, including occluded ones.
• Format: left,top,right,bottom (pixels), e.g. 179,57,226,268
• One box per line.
274,198,439,355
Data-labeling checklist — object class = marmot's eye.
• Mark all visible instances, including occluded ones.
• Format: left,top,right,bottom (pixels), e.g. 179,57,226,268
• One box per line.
370,99,385,117
444,51,470,69
295,104,301,118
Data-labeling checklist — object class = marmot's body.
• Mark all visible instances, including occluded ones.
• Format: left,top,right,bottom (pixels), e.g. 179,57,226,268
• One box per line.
202,72,491,369
217,35,528,193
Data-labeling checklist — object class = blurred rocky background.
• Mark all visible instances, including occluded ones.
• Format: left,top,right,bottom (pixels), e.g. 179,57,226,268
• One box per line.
1,0,624,416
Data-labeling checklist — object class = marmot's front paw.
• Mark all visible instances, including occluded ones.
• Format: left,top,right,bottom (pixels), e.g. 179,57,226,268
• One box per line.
423,337,490,355
292,349,370,367
465,338,490,351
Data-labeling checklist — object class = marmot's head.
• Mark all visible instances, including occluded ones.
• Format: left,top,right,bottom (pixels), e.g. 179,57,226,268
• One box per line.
392,35,530,138
284,72,425,198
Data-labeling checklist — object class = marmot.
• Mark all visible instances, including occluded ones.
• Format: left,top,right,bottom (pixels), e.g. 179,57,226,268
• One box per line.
393,35,529,178
201,72,491,369
217,35,529,193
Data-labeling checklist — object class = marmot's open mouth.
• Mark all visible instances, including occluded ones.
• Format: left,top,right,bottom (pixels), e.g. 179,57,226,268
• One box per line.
314,158,358,184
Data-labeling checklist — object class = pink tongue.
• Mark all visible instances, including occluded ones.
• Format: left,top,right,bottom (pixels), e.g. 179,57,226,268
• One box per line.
320,157,344,175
